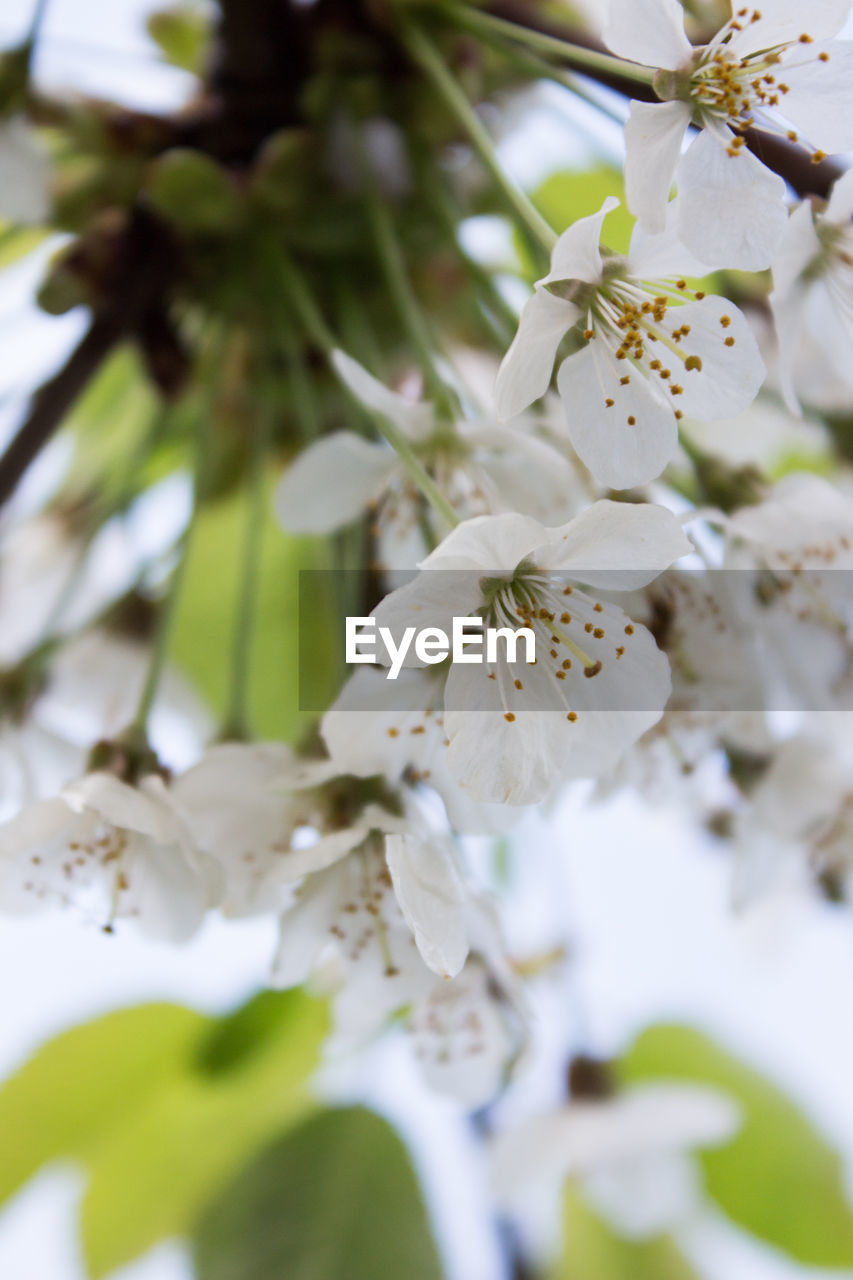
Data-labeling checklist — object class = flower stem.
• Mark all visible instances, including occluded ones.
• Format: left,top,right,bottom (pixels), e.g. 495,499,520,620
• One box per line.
130,384,213,734
222,396,272,740
356,137,458,419
399,21,558,257
441,6,656,88
272,244,459,530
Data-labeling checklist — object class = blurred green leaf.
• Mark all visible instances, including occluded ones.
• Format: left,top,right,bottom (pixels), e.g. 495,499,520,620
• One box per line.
147,5,212,75
551,1188,699,1280
81,989,329,1278
170,486,338,740
65,346,161,503
0,221,49,270
148,150,244,234
0,1003,206,1209
618,1024,853,1267
193,1106,444,1280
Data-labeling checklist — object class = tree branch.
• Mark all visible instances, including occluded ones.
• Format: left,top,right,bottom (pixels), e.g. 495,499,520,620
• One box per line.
0,318,117,508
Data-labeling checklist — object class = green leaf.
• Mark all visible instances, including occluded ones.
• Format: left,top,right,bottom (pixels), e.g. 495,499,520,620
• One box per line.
618,1024,853,1267
0,1003,206,1208
0,221,49,270
147,5,212,75
147,150,243,234
170,488,338,740
551,1188,700,1280
193,1106,444,1280
81,989,329,1278
533,166,633,253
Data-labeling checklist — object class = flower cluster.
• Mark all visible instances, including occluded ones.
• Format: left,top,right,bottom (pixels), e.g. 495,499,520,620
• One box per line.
1,0,853,1161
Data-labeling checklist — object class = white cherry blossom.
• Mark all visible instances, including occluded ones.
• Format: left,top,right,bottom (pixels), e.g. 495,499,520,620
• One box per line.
605,0,853,268
771,171,853,412
720,473,853,710
276,350,583,565
370,503,691,805
495,200,764,488
172,742,405,915
0,770,210,940
271,821,525,1103
491,1082,739,1250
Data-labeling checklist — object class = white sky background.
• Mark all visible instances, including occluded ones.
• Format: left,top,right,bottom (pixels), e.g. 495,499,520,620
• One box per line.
3,2,853,1279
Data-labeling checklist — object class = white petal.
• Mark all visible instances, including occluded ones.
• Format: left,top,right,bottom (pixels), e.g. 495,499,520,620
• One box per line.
769,201,821,412
274,825,373,882
771,200,821,299
804,277,853,388
275,432,395,534
369,569,482,668
676,131,788,271
61,772,179,844
270,868,344,988
385,833,469,978
544,198,618,286
495,289,579,420
624,101,691,233
491,1083,739,1202
728,0,852,57
556,343,678,489
443,670,570,805
778,42,853,153
540,499,692,587
663,295,764,420
628,203,715,278
419,512,548,572
603,0,693,68
469,426,585,526
120,835,207,943
0,119,50,224
826,166,853,222
331,349,434,439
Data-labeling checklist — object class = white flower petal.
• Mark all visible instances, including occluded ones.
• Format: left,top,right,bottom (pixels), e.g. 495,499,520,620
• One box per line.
332,349,433,439
418,512,549,572
826,166,853,222
804,278,853,389
275,431,395,534
627,203,714,278
728,0,852,58
556,343,679,489
603,0,693,69
676,131,788,271
270,868,344,989
495,288,579,419
781,42,853,153
443,672,570,805
544,198,618,285
120,835,208,943
624,100,691,233
386,833,469,978
61,772,178,844
540,499,692,587
468,426,585,526
662,295,764,420
491,1083,739,1203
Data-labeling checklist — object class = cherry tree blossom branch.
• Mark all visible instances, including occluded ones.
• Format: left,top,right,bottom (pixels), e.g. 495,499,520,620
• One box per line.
474,0,844,198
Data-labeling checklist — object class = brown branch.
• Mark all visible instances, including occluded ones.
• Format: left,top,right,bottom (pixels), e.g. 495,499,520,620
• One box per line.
483,0,844,197
0,318,117,508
